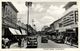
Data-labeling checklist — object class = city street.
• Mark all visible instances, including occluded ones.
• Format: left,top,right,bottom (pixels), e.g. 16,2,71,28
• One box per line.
37,36,75,48
10,36,76,48
2,1,78,49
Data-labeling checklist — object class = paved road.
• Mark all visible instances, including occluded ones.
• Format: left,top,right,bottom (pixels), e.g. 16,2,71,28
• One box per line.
10,36,76,48
37,36,76,48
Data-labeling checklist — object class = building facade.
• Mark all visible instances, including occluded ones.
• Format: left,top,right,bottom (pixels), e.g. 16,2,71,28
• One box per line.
63,2,78,27
2,2,18,28
50,2,78,45
50,2,78,33
50,18,63,32
17,20,27,35
2,2,18,36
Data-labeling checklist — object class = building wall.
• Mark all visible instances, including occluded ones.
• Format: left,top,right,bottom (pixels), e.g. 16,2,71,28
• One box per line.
50,2,78,32
4,3,17,23
62,10,77,27
64,2,77,10
2,2,18,29
2,2,18,36
17,20,27,35
2,6,5,18
62,4,78,27
52,18,62,31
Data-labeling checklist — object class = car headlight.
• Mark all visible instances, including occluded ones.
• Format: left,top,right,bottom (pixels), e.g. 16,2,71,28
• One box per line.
35,42,37,44
27,42,30,44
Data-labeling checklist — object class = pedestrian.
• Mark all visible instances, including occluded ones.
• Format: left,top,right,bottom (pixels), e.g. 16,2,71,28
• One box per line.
65,36,68,44
18,39,20,47
6,39,11,48
70,34,75,46
2,38,6,48
21,38,24,47
18,38,21,47
3,37,9,48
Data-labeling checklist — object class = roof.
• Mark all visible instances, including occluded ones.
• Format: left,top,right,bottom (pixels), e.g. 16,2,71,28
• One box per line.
2,2,7,8
63,2,77,9
7,2,18,13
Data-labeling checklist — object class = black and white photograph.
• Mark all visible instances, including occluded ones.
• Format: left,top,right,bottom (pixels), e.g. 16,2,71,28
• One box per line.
1,0,78,49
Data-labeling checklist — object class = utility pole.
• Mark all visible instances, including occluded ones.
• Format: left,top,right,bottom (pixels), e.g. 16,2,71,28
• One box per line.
25,2,32,35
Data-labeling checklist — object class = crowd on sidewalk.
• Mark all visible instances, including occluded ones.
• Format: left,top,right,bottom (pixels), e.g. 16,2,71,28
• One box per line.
2,37,27,49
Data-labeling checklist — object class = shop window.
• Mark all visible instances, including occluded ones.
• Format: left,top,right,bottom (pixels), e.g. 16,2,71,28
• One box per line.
59,23,62,27
70,14,73,16
75,11,78,23
75,11,78,14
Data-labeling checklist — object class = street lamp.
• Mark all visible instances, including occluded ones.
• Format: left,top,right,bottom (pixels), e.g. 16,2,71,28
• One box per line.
25,2,32,35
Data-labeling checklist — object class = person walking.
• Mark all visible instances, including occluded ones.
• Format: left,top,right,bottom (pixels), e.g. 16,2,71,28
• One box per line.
3,37,10,48
65,36,68,44
7,39,11,48
2,38,6,48
18,38,22,48
21,38,24,47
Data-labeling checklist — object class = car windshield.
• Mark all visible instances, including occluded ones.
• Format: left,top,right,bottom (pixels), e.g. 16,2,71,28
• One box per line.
28,37,37,41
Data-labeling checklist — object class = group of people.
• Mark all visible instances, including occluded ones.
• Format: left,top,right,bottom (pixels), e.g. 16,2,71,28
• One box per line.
2,37,25,48
2,37,11,48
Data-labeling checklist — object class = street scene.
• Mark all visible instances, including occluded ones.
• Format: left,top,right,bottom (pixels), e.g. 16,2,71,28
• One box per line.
2,0,78,49
9,36,75,48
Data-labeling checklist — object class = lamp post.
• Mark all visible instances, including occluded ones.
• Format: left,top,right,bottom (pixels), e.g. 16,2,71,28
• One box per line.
25,2,32,35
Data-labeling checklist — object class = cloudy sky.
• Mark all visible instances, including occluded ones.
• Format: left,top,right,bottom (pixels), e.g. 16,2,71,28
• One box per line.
8,0,76,31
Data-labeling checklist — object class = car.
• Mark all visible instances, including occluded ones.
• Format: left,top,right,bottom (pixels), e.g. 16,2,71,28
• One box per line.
41,36,48,43
55,35,65,43
27,36,38,48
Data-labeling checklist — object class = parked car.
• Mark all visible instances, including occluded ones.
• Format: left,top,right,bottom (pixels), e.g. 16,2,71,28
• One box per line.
51,35,56,41
55,34,65,43
27,36,38,48
41,36,48,43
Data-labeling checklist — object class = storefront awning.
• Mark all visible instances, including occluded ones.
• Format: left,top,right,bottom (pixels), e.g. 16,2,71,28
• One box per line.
21,29,26,35
9,28,17,35
15,30,22,35
9,28,21,35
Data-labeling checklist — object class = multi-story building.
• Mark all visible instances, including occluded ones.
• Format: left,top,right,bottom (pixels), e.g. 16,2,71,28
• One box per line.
50,18,63,32
50,2,78,33
63,2,78,28
2,2,19,36
50,2,78,45
63,2,78,45
2,2,18,28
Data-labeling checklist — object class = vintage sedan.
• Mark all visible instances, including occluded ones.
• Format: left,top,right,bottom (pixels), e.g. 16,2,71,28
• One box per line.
41,36,48,43
27,36,38,48
55,35,65,43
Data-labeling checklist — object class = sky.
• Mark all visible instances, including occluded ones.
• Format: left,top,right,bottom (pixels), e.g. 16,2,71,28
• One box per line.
8,0,77,31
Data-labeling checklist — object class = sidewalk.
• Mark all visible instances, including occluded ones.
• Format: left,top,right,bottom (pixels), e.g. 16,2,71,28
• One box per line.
65,42,78,48
10,42,19,48
10,41,27,48
51,40,78,48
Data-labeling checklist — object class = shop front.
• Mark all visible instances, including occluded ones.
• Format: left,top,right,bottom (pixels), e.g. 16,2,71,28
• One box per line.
65,27,78,46
2,19,23,48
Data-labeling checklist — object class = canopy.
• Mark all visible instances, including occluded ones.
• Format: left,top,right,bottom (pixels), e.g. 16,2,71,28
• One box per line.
9,28,21,35
9,28,17,35
21,29,26,35
15,30,22,35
